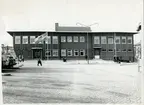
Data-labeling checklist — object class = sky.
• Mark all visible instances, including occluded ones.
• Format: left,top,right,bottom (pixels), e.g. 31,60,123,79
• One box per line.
0,0,143,46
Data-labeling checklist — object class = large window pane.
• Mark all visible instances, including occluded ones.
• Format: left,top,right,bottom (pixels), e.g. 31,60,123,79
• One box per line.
61,49,66,56
15,36,21,44
67,36,72,42
61,36,66,42
115,36,120,44
22,36,28,44
45,36,51,44
94,36,100,44
80,49,85,56
101,36,107,44
74,49,79,56
108,37,113,44
67,49,72,56
52,49,58,56
80,36,85,42
74,36,78,42
122,36,126,44
52,36,58,44
127,36,132,44
45,50,51,57
30,36,36,44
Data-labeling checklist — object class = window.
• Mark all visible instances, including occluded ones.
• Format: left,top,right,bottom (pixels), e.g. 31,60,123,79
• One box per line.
74,49,79,56
52,36,58,44
108,49,113,52
102,49,106,52
45,36,51,44
74,36,78,42
38,41,43,44
80,36,85,42
101,36,107,44
30,36,36,44
122,49,126,52
108,37,114,44
80,49,85,56
52,49,58,56
67,36,72,42
67,49,72,56
61,49,66,56
127,36,132,44
122,36,126,44
22,36,28,44
94,36,100,44
45,50,51,57
116,49,121,52
115,36,120,44
128,49,132,52
15,36,21,44
61,36,66,42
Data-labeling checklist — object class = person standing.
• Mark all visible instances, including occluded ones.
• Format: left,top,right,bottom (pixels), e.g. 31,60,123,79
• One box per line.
37,58,42,66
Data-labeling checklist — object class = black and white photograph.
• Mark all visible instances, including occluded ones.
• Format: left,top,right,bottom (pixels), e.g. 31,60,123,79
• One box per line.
0,0,143,104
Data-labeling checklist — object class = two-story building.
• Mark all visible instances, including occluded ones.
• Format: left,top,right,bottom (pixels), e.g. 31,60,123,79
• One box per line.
8,23,137,61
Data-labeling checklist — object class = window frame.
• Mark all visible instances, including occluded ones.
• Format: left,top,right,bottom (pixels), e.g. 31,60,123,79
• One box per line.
73,36,79,42
74,49,79,56
122,49,127,52
30,36,36,44
80,36,85,42
127,36,132,44
22,36,28,44
45,36,51,44
52,36,58,44
122,36,126,44
15,36,21,44
80,49,85,56
108,37,114,44
45,50,51,57
67,36,72,42
108,49,114,52
67,49,73,56
101,36,107,44
52,49,58,56
61,49,66,56
61,36,66,42
101,48,107,52
115,36,120,44
94,36,100,44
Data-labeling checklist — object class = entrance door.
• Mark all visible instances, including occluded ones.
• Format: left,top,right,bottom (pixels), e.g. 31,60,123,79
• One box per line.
33,49,42,59
94,48,101,59
94,48,100,55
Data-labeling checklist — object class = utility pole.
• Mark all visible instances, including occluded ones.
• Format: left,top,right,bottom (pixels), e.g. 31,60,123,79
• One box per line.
76,22,99,64
114,33,117,59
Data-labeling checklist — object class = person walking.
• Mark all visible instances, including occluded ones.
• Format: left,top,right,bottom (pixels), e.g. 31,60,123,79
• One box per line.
37,58,42,66
85,55,88,61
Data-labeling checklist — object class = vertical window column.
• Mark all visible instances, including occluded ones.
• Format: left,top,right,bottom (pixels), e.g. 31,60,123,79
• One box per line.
94,36,100,44
15,36,21,44
22,36,28,44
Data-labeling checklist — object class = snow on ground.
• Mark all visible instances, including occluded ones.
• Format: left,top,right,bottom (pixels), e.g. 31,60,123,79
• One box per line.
2,59,142,103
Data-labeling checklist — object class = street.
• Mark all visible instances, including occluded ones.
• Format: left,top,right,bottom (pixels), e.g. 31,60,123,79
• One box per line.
2,60,141,103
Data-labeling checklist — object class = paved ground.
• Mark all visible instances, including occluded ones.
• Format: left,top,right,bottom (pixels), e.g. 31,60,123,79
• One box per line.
2,60,142,104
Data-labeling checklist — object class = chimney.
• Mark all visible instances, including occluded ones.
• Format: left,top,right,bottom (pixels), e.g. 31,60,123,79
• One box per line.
55,23,59,31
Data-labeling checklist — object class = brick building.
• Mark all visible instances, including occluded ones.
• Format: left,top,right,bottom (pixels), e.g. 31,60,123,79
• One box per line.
8,23,136,61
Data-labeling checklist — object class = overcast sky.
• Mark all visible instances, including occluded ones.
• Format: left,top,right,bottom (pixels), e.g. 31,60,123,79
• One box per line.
0,0,143,46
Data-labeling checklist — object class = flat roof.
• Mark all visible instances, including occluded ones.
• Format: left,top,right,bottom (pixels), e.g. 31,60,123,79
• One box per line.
7,31,137,36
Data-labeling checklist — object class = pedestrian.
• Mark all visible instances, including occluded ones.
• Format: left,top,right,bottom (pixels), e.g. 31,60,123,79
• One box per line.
37,58,42,66
85,55,88,60
22,55,24,62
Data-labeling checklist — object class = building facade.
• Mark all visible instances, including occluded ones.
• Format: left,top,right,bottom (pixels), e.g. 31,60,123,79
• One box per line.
8,31,136,61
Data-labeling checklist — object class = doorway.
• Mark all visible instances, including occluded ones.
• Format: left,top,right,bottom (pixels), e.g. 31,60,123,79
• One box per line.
93,48,101,59
32,49,42,59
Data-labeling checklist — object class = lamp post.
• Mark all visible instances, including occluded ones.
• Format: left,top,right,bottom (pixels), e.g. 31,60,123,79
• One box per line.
76,22,99,64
